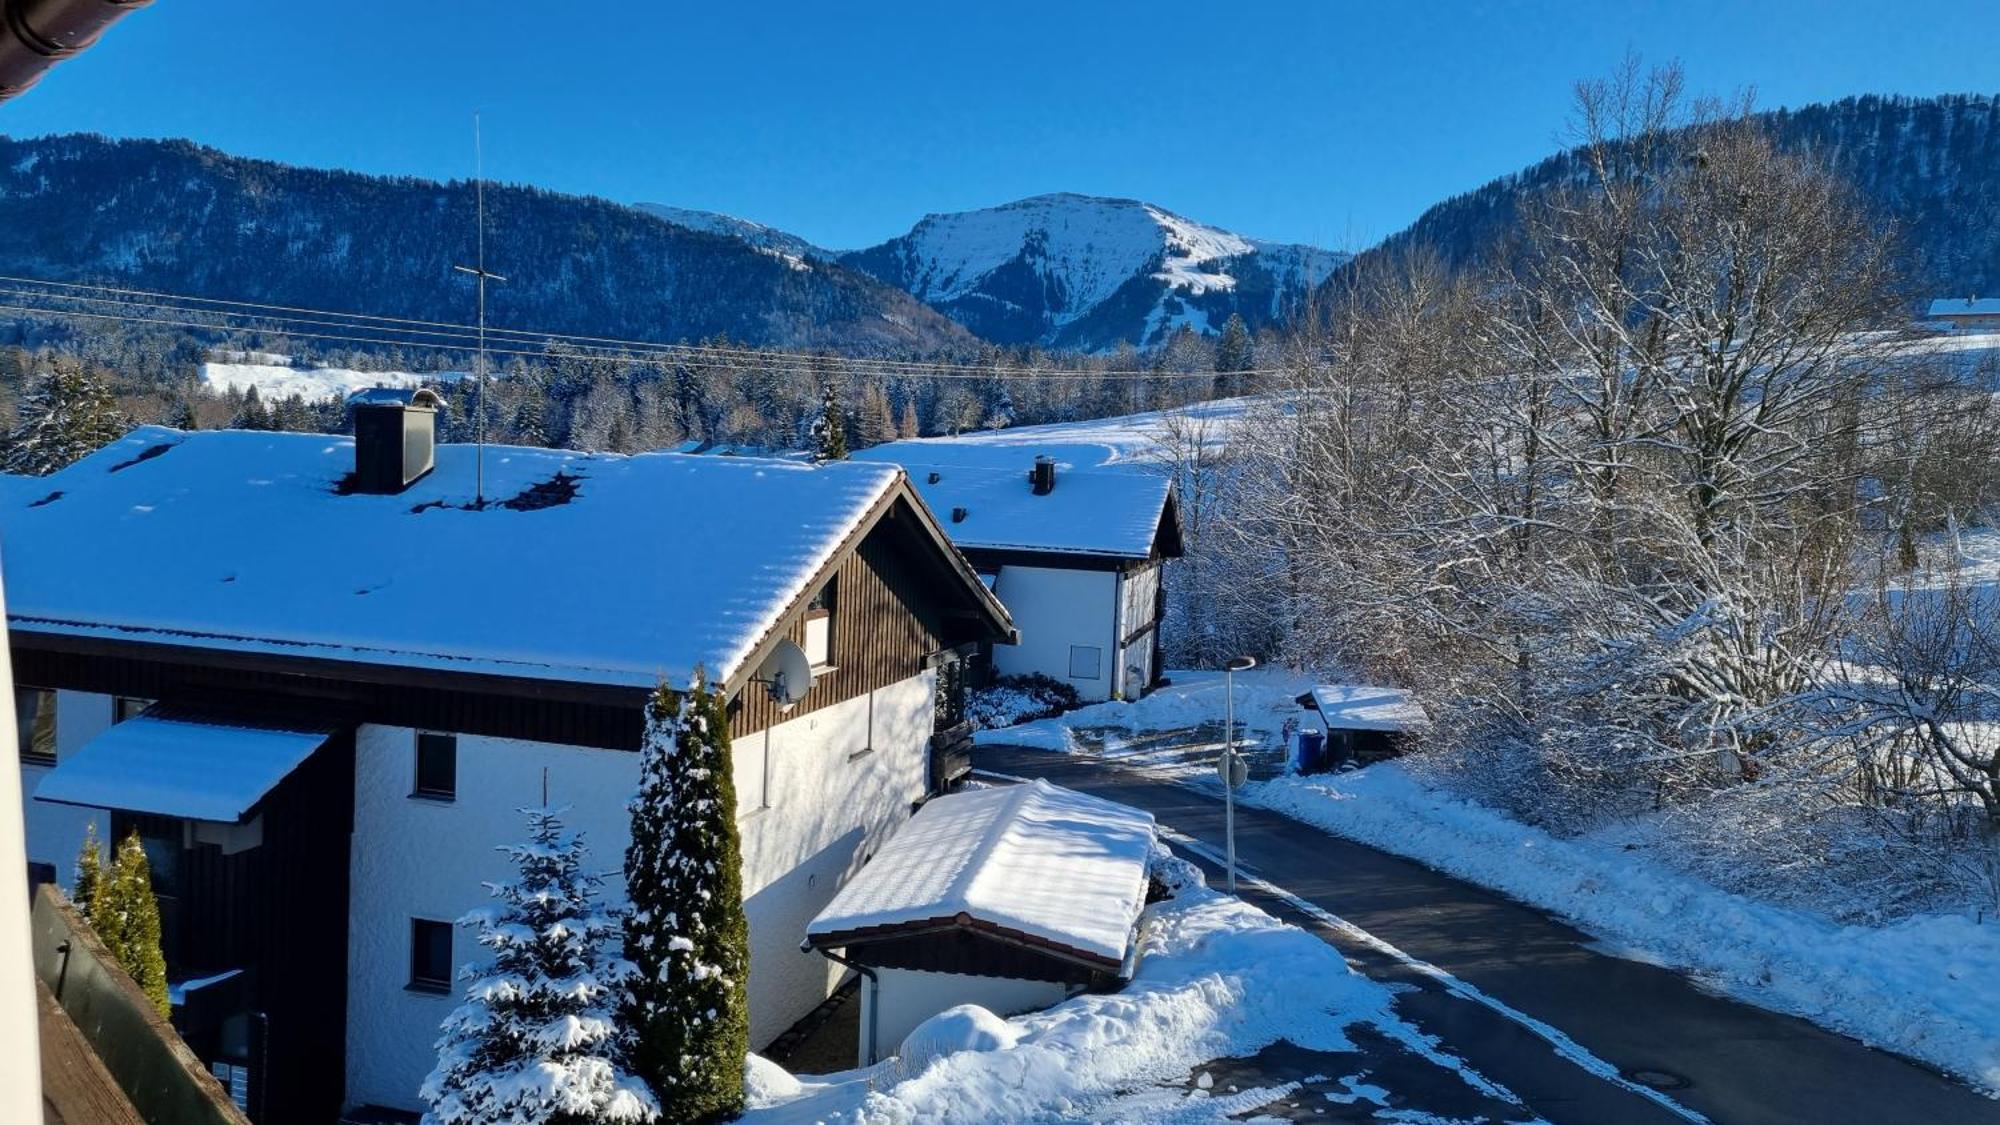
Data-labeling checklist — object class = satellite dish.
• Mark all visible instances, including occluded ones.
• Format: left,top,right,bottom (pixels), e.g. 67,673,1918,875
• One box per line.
758,638,815,711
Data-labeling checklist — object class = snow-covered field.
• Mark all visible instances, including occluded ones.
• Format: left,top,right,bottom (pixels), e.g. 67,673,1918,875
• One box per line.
744,849,1527,1123
200,359,466,402
978,668,2000,1095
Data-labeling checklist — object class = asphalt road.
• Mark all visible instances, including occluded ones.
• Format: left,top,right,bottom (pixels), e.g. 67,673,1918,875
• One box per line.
974,744,2000,1125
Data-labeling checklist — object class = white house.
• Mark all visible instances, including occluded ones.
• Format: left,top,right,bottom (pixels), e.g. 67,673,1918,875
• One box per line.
854,440,1183,703
3,402,1012,1122
1924,297,2000,332
806,778,1156,1064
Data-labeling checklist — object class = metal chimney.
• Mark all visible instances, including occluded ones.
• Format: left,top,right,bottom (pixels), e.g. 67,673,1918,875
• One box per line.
0,0,154,104
347,387,440,494
1030,456,1057,496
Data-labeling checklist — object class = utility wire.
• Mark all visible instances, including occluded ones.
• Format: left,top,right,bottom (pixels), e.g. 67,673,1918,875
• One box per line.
0,272,1294,382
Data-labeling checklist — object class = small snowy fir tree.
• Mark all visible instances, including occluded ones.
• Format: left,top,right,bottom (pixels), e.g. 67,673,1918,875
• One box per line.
624,676,749,1123
809,379,848,462
93,830,170,1017
3,358,126,475
421,806,656,1125
72,823,105,916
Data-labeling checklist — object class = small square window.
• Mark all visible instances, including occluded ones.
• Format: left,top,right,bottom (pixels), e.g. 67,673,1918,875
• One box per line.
1069,645,1103,680
413,733,457,800
16,690,56,767
113,696,152,724
409,918,454,992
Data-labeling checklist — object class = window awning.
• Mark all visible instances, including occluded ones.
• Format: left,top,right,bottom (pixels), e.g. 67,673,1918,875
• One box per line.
33,712,335,823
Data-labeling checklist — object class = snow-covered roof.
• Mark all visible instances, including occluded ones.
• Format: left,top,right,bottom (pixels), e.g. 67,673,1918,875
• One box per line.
1304,684,1429,732
33,711,334,822
0,427,913,689
1926,298,2000,318
853,441,1177,560
808,779,1156,969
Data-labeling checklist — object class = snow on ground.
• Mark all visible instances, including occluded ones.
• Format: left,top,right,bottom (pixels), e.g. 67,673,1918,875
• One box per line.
976,668,2000,1094
200,360,466,402
746,848,1529,1123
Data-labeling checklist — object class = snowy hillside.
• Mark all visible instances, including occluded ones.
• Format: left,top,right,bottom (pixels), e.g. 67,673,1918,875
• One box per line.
200,358,465,402
633,203,821,269
841,193,1346,351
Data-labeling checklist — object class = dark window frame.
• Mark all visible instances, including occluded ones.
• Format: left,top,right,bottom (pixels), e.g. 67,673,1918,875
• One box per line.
803,578,837,668
113,696,152,724
17,689,57,767
408,917,454,993
411,731,457,801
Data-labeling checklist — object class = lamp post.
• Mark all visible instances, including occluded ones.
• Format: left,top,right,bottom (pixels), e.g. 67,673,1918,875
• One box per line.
1221,656,1256,893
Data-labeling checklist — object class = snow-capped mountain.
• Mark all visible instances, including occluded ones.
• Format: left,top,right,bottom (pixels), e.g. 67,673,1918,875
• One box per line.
839,193,1346,352
633,203,824,269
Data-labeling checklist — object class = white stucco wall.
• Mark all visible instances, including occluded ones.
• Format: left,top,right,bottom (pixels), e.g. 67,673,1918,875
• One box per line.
344,671,935,1113
989,566,1120,701
861,967,1072,1065
18,690,112,883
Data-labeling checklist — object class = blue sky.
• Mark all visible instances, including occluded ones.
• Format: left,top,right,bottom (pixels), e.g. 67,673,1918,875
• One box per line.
4,1,1990,252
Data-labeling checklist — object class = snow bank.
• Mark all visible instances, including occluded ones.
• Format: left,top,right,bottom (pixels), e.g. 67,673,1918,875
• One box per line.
1242,764,2000,1093
745,849,1466,1122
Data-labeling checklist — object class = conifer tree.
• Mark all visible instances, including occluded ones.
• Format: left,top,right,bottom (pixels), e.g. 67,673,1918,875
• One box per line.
808,379,848,462
3,358,127,475
232,385,272,431
165,397,199,431
856,383,896,449
72,823,105,917
898,397,921,440
623,677,749,1123
93,830,170,1017
421,806,656,1125
1214,313,1254,390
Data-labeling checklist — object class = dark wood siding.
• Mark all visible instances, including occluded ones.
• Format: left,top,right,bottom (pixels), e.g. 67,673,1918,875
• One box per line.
109,731,354,1124
730,506,954,737
13,643,646,750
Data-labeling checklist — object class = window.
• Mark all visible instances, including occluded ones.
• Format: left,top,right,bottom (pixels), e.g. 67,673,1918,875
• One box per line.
1069,645,1103,681
409,918,454,992
15,690,56,767
208,1061,251,1111
113,696,152,723
413,732,457,800
932,651,967,733
803,579,836,668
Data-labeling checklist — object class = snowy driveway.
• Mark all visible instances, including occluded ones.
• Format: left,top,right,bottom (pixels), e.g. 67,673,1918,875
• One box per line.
973,744,2000,1125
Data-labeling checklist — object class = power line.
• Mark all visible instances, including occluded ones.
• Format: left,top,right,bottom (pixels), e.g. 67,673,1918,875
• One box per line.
0,272,1295,383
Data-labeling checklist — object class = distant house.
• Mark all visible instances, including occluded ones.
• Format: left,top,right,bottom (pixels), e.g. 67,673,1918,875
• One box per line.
855,440,1183,703
4,403,1012,1121
806,778,1155,1064
1924,297,2000,332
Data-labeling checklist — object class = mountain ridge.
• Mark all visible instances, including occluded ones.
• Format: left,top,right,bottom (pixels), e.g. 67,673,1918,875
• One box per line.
0,132,974,356
836,192,1345,352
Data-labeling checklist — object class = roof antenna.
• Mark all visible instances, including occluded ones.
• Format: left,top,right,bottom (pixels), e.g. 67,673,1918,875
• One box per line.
453,111,507,507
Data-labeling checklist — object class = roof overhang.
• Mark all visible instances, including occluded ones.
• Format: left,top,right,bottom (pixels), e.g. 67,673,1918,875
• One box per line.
33,709,336,823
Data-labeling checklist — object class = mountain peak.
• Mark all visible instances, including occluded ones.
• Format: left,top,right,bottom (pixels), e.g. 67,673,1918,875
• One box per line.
843,195,1345,351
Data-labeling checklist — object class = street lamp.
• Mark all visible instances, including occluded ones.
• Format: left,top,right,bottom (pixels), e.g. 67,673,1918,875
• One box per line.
1221,656,1256,893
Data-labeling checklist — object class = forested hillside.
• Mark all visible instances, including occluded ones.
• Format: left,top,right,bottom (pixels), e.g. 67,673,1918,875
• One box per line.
0,133,971,354
1360,94,2000,300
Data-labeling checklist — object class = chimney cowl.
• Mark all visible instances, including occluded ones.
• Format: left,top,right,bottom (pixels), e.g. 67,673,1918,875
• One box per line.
348,387,441,494
1030,455,1057,496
